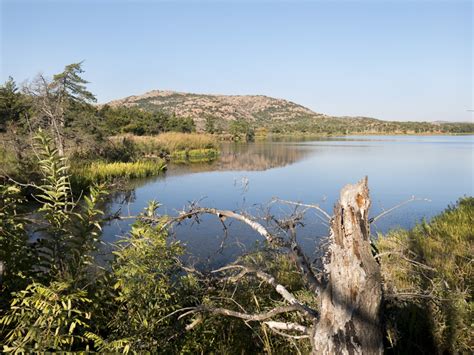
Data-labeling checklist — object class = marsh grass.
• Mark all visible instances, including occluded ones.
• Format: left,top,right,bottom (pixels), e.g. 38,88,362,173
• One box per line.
74,160,166,183
171,148,219,163
112,132,219,155
377,197,474,353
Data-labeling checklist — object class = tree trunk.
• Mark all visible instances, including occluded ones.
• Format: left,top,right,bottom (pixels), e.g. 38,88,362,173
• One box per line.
312,177,383,354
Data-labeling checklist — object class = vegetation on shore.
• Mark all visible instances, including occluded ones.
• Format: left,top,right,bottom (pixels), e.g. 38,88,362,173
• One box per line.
0,129,472,353
112,132,220,162
0,64,220,188
1,62,473,353
377,197,473,353
72,160,167,184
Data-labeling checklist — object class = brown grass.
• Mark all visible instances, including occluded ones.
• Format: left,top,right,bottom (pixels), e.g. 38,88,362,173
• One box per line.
111,133,219,155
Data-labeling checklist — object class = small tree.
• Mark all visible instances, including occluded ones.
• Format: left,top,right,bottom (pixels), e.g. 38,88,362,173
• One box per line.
27,62,96,156
0,77,27,132
229,119,254,142
204,115,217,134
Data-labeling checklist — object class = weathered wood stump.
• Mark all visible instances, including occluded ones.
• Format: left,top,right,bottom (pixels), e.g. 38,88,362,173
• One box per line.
312,177,383,354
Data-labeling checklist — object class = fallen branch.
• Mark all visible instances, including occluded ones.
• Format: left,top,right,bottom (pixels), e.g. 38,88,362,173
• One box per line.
370,196,431,224
374,251,436,271
179,305,301,323
264,321,310,334
272,198,332,221
160,207,287,247
213,265,318,319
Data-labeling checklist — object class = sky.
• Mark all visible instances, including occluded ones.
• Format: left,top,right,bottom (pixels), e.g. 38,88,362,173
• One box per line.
1,0,472,122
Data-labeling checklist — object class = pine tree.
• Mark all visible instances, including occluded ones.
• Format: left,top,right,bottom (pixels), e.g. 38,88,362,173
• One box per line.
0,77,26,131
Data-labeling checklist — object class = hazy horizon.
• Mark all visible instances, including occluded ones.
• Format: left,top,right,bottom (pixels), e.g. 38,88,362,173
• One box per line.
1,0,472,122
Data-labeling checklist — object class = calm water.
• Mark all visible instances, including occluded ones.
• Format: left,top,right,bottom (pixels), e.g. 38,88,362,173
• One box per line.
104,135,473,266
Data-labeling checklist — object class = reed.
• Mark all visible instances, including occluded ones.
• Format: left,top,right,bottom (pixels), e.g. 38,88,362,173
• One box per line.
111,132,219,156
75,160,166,182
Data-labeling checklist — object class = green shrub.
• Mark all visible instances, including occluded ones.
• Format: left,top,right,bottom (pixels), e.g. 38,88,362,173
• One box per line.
91,201,201,353
0,281,93,352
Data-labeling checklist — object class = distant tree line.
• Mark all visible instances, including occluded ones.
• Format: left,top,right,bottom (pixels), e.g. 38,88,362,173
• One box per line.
267,115,474,135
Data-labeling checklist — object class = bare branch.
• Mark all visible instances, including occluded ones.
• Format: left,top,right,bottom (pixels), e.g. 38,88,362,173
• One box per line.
290,238,323,294
266,327,310,340
179,305,301,322
185,315,203,331
212,265,318,319
272,198,332,221
370,196,431,224
160,207,288,247
264,321,310,334
374,251,437,271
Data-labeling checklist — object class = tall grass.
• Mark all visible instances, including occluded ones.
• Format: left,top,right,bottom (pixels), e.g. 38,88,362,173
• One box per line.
112,133,219,156
74,160,166,183
377,197,473,353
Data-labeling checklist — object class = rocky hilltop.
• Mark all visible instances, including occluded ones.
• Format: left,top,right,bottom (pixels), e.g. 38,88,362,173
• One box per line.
105,90,473,134
106,90,327,129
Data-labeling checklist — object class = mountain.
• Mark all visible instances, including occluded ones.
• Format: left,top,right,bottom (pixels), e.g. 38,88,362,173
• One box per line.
106,90,328,130
105,90,474,134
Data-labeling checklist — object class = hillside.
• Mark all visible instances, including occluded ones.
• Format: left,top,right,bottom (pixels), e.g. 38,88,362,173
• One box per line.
106,90,329,129
106,90,474,134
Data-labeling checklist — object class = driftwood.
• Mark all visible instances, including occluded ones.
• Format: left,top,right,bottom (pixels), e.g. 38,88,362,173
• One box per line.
312,177,383,354
163,177,383,354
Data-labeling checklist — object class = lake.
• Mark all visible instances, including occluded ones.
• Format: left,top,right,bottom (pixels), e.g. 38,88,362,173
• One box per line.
103,135,474,267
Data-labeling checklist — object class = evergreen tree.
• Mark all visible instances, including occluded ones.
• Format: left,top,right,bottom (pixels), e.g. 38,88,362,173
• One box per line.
0,77,26,131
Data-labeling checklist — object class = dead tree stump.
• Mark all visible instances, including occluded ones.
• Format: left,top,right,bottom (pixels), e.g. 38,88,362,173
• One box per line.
312,177,383,354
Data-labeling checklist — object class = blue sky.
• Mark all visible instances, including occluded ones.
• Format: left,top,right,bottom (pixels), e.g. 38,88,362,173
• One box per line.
1,0,472,122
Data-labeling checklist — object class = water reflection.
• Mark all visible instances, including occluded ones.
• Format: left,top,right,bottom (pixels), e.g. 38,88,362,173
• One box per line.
102,135,473,268
166,141,312,177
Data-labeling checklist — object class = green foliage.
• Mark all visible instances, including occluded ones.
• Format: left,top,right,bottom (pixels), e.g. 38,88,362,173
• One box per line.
180,250,315,354
0,280,92,353
73,160,166,184
27,62,98,156
52,62,96,105
229,119,255,141
165,114,196,133
95,202,200,352
267,115,474,136
204,115,218,134
27,131,107,279
0,131,107,352
377,197,474,353
0,185,32,301
0,77,28,132
34,131,74,225
98,105,196,136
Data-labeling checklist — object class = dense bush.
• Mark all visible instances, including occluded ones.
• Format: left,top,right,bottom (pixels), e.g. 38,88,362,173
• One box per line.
98,105,196,135
229,119,255,141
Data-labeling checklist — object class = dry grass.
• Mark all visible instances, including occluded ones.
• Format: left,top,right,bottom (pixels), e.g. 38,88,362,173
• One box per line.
112,133,219,155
